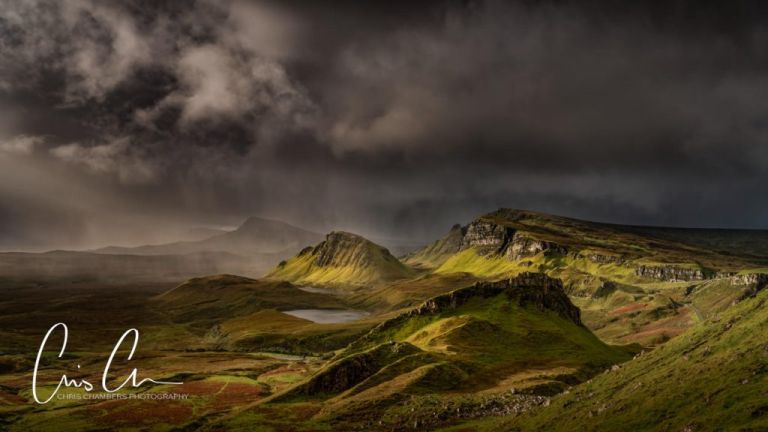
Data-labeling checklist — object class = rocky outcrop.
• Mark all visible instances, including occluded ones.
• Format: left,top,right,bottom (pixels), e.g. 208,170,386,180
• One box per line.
366,273,582,340
459,219,568,260
460,220,513,255
312,231,399,268
585,252,625,265
729,273,768,286
634,265,706,282
730,273,768,302
634,265,767,286
506,232,568,260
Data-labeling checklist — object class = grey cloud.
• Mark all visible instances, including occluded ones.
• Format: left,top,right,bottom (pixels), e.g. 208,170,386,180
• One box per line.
50,137,158,184
1,0,768,251
0,135,44,155
321,1,768,177
0,0,154,101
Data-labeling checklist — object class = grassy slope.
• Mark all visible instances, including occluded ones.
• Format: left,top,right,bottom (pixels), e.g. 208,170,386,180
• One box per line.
413,209,768,346
152,274,378,354
419,209,768,279
267,232,416,287
348,272,480,311
267,252,413,286
355,293,628,380
481,209,768,270
220,309,381,355
403,224,464,268
154,274,347,321
456,287,768,432
236,277,631,430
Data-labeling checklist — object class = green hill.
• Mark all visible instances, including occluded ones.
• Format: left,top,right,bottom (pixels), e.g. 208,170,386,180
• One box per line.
267,231,416,287
229,273,631,430
401,208,768,346
454,279,768,432
411,209,768,284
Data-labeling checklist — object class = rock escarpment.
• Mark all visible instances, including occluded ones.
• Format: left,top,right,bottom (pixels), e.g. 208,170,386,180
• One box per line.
460,220,513,255
419,272,581,324
585,252,625,265
729,272,768,286
363,273,583,342
455,219,569,260
407,209,768,285
634,265,706,282
506,233,569,260
729,272,768,301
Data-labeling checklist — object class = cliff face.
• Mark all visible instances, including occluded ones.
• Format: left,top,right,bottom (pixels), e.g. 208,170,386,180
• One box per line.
454,219,569,260
631,266,768,287
506,233,569,260
729,272,768,286
460,220,513,255
634,265,706,282
730,272,768,301
415,272,582,325
585,252,624,265
407,209,768,285
365,273,583,342
448,217,741,284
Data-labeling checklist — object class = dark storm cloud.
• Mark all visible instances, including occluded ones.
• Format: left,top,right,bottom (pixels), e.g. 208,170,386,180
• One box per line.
1,0,768,250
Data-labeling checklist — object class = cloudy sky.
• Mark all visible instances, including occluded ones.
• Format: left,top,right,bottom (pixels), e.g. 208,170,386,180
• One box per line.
1,0,768,250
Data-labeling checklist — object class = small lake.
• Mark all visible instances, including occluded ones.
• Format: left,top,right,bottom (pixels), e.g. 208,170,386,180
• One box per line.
297,286,336,295
283,309,369,324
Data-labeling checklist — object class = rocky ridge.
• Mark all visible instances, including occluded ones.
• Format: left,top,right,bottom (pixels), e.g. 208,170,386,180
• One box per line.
357,272,583,346
634,265,707,282
412,209,768,283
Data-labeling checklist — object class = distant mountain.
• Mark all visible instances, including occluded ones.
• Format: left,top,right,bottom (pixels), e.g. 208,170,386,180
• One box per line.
0,250,257,282
267,231,415,287
184,227,228,241
95,216,323,257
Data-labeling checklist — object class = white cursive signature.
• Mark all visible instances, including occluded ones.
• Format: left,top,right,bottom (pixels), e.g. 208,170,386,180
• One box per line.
32,322,183,404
